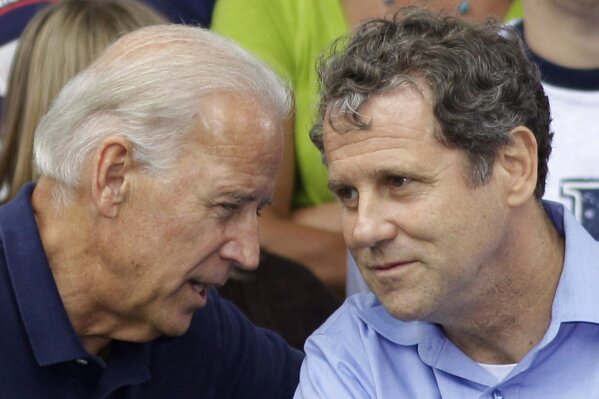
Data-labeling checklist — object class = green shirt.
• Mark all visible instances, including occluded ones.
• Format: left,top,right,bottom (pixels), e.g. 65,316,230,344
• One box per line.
212,0,347,208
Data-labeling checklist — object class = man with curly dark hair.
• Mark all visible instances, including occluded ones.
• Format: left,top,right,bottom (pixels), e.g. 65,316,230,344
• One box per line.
295,8,599,398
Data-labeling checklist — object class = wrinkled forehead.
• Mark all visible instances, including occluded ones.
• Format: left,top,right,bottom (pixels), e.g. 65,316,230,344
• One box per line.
322,83,437,157
188,91,284,157
324,76,436,129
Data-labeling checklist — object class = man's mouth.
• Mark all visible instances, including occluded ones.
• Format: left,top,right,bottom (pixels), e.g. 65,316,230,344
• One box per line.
189,280,210,307
370,260,418,272
191,282,208,295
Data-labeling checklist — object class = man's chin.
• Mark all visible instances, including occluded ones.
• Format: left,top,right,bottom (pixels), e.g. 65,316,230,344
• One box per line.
378,294,431,322
158,314,195,338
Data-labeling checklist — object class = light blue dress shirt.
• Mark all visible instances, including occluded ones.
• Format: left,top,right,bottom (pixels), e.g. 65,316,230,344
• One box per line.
295,202,599,398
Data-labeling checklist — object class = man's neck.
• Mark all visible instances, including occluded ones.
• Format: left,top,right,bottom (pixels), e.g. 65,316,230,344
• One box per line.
523,1,599,68
441,203,565,364
32,179,114,356
33,178,162,356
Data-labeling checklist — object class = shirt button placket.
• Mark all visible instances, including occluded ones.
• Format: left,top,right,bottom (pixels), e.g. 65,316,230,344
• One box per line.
492,388,504,399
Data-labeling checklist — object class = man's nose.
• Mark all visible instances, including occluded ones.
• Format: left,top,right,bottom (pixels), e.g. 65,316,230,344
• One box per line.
220,214,260,270
346,194,396,250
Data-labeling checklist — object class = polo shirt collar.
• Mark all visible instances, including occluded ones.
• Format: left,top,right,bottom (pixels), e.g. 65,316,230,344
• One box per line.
0,183,88,366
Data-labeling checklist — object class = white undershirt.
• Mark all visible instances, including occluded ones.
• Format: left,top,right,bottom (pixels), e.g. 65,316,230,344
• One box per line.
477,362,518,382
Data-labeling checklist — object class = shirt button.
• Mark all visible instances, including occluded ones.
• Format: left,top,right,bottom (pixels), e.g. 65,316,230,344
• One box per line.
492,389,504,399
75,358,88,365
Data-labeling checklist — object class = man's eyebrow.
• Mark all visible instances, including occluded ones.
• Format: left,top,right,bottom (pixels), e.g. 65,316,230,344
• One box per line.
223,192,273,207
224,192,256,204
327,179,346,192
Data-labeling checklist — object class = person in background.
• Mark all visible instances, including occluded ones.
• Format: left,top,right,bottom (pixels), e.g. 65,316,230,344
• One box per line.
0,0,216,115
0,0,166,202
295,8,599,398
143,0,215,26
0,23,302,398
505,0,522,20
515,0,599,239
0,0,54,112
211,0,516,297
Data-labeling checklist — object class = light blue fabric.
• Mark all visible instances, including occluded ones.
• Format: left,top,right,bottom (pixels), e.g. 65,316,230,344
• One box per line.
345,250,369,296
295,201,599,398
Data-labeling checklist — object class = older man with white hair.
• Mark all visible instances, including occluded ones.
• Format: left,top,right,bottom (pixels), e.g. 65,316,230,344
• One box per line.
0,24,302,398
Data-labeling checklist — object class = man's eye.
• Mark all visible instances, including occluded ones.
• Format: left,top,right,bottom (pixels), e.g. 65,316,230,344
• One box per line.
388,175,411,187
217,203,238,217
335,186,358,208
336,187,356,200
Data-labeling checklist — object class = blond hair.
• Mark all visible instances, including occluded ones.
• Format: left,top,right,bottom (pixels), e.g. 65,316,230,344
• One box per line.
0,0,166,203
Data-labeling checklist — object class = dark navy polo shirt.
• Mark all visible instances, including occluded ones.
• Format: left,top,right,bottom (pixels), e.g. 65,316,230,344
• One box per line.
0,0,55,46
0,183,303,398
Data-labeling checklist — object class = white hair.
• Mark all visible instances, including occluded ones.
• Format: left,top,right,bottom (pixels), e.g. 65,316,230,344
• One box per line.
33,24,291,206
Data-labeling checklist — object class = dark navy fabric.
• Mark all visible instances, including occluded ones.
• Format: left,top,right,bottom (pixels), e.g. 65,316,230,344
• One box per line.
0,183,303,399
0,0,55,45
0,0,216,116
143,0,216,27
0,0,216,48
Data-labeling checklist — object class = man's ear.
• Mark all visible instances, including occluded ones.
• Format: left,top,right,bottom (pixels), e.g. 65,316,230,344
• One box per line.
92,136,133,218
496,126,538,207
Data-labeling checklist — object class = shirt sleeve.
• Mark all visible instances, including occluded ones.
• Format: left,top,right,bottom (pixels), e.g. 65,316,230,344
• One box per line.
294,332,375,398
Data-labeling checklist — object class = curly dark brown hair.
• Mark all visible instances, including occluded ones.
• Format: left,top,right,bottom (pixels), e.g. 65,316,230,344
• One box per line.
312,7,552,199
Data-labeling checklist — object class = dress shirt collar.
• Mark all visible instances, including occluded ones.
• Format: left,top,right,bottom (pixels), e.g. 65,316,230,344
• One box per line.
548,200,599,324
